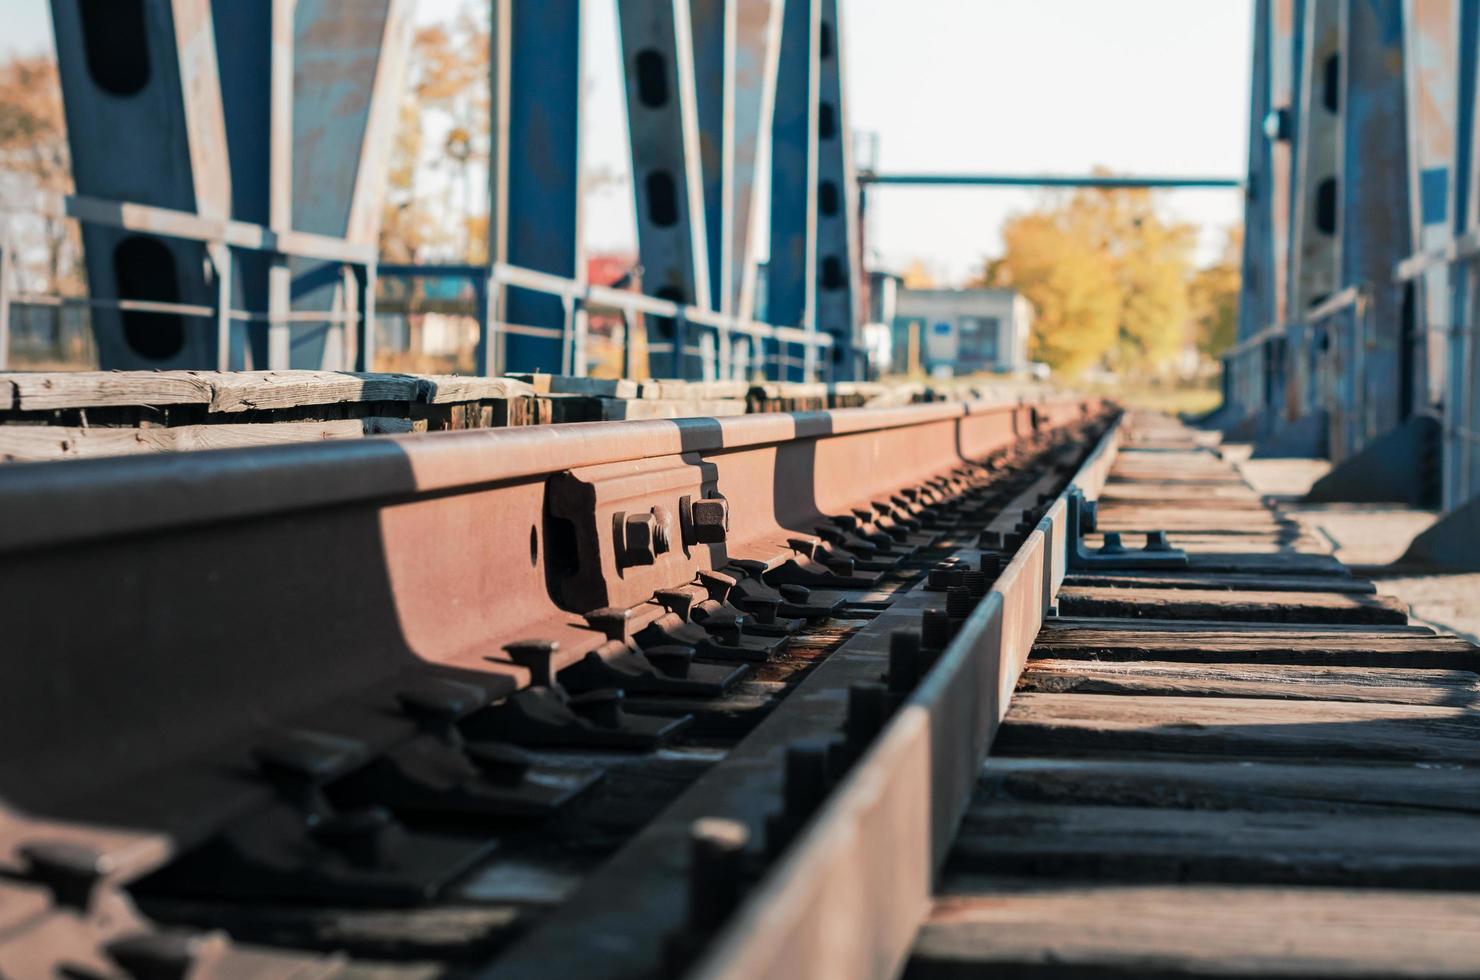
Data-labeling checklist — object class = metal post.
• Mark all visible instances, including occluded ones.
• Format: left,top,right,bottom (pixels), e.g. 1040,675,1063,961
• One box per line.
475,273,494,376
209,242,232,372
618,0,711,379
354,262,377,372
814,0,860,380
490,0,585,375
266,0,296,371
0,229,11,371
1340,0,1412,456
768,0,821,381
1456,0,1480,506
732,0,783,323
1403,0,1459,413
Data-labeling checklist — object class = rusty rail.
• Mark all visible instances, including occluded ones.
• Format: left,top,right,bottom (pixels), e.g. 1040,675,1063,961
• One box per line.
0,394,1107,973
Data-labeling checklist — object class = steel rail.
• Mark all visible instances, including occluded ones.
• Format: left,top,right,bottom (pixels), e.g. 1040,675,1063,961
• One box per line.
0,396,1102,967
692,414,1123,980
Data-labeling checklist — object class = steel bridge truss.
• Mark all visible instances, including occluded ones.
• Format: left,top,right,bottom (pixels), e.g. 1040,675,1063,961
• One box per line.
20,0,863,382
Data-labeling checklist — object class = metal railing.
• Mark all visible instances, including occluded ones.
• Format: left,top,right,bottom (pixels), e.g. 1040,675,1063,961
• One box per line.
0,191,836,380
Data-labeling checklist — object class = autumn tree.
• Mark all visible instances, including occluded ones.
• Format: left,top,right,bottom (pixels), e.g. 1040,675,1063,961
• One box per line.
982,182,1199,379
0,54,80,299
1189,226,1241,359
380,8,490,264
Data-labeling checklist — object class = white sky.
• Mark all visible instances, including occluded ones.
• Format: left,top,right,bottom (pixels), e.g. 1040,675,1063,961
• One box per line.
3,0,1252,284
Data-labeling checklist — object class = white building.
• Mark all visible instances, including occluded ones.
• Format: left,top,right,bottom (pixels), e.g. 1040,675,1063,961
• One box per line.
892,287,1033,376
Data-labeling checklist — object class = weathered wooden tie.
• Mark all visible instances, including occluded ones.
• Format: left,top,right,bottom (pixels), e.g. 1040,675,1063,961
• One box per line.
909,414,1480,978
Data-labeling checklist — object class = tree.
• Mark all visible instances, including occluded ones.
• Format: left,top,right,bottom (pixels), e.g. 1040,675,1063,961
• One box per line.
1189,226,1241,360
981,181,1199,379
380,10,490,264
0,54,80,299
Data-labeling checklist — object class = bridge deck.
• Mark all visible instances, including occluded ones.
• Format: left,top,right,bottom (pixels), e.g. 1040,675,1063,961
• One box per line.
909,414,1480,978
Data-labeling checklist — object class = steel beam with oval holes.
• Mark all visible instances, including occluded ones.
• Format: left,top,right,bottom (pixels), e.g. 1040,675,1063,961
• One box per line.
619,0,713,380
50,0,232,371
767,0,821,381
813,0,862,381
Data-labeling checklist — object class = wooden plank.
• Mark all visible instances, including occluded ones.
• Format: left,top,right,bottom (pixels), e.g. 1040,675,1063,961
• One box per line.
948,802,1480,888
205,371,422,412
1182,551,1351,575
0,371,214,411
908,879,1480,979
0,419,368,461
1020,659,1479,706
415,375,536,404
1061,571,1376,594
1056,586,1409,625
995,692,1480,764
979,757,1480,814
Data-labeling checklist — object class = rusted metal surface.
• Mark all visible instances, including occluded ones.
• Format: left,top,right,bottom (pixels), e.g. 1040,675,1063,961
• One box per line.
0,395,1104,973
690,417,1122,980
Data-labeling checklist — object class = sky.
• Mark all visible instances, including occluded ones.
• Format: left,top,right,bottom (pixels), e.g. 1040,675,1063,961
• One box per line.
3,0,1252,284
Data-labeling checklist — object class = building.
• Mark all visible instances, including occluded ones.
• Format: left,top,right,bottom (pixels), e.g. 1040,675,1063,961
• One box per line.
892,287,1032,377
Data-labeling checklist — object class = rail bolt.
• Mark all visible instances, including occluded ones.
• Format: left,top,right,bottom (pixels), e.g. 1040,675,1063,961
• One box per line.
615,509,671,567
682,494,730,545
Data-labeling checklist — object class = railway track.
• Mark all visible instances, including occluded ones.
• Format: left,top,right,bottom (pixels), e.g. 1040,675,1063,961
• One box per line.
0,396,1114,977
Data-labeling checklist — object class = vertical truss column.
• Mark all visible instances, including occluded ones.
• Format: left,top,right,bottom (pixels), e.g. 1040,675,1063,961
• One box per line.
1403,0,1459,414
1237,0,1296,423
1339,0,1412,456
813,0,860,380
1451,0,1480,506
729,0,784,376
767,0,820,381
1289,0,1343,424
618,0,711,379
50,0,231,370
488,0,585,376
284,0,409,371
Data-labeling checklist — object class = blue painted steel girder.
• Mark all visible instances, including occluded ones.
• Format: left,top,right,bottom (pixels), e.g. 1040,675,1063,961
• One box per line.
1339,0,1412,454
767,0,820,381
50,0,232,370
489,0,585,375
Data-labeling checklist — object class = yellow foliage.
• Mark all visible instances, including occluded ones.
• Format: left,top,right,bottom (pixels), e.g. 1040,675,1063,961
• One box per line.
1189,227,1242,358
984,183,1203,379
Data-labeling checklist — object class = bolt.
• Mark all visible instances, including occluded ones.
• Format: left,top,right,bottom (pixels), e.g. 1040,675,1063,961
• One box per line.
504,639,559,687
887,629,924,693
1099,531,1126,555
310,806,398,868
745,596,781,624
963,569,989,598
21,841,111,910
921,608,952,650
946,585,974,620
979,552,1003,576
781,740,831,818
651,506,673,554
570,688,625,727
1145,530,1171,552
686,817,749,933
844,683,891,748
465,741,533,786
688,497,729,544
779,583,811,604
978,530,1003,549
825,556,856,576
927,565,961,589
615,511,658,566
585,606,632,641
108,930,229,979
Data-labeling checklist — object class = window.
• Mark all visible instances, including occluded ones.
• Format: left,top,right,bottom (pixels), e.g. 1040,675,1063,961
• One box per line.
958,316,1000,365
